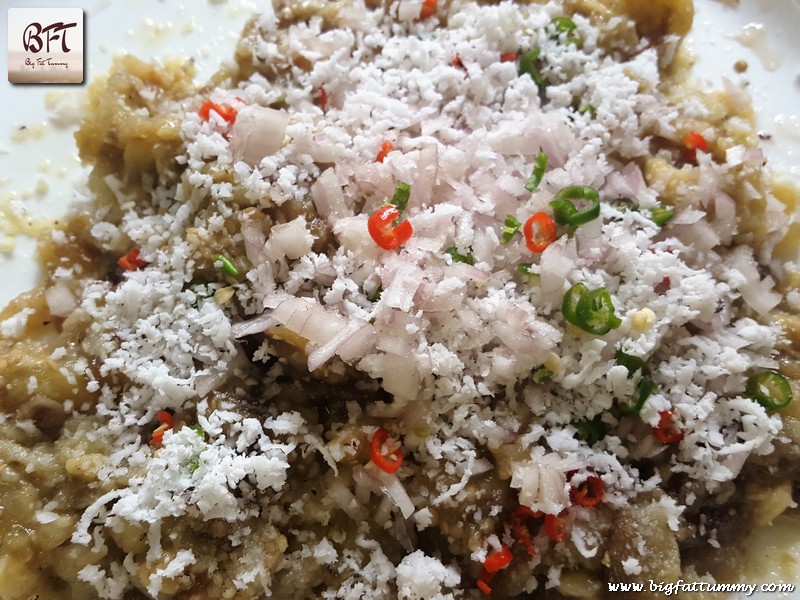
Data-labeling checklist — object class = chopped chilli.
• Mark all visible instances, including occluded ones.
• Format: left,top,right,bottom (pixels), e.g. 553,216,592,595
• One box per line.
369,428,403,473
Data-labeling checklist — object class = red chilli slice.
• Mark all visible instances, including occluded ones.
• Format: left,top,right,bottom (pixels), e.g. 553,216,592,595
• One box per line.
510,506,540,557
199,100,239,124
544,512,566,543
682,131,708,162
318,86,329,112
368,205,413,250
523,212,557,253
375,140,394,163
420,0,437,19
149,410,175,445
477,574,493,595
118,248,147,271
369,427,404,473
653,410,684,444
570,475,605,508
483,546,512,574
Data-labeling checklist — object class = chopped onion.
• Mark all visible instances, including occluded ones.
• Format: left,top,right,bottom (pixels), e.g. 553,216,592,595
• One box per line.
743,148,765,168
240,218,268,266
445,262,489,285
540,237,577,295
675,220,719,252
336,322,375,363
353,465,380,504
509,453,579,515
328,476,369,522
365,462,416,519
722,76,752,114
338,0,371,31
712,191,737,244
397,0,422,21
311,168,352,222
725,144,747,167
194,369,228,398
267,216,314,260
231,313,277,339
231,105,289,167
671,209,706,226
308,319,367,371
268,295,344,346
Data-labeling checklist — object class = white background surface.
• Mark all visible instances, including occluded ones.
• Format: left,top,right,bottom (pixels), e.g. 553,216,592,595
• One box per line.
0,0,799,594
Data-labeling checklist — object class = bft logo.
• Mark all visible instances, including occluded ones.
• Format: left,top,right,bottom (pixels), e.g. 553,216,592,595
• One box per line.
8,8,84,84
22,21,78,54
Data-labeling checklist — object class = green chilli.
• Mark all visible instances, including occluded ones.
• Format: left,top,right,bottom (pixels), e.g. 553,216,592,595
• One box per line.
390,181,411,212
562,282,621,335
501,215,522,243
524,151,548,192
746,372,793,411
549,186,601,227
212,254,240,278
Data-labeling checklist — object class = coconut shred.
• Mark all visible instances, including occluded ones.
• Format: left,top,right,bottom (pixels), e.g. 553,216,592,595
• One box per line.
0,0,799,598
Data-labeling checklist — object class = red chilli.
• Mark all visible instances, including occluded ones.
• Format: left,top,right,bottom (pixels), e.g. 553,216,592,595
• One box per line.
118,248,147,271
544,512,566,543
570,476,605,508
500,52,517,62
375,140,394,163
318,86,329,112
149,410,174,445
510,506,540,557
370,427,404,473
198,100,239,124
420,0,437,19
368,205,413,250
523,212,557,253
682,131,708,162
476,546,513,595
653,410,684,444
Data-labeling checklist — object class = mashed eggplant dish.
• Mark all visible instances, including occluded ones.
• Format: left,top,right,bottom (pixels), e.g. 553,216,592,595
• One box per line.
2,0,800,598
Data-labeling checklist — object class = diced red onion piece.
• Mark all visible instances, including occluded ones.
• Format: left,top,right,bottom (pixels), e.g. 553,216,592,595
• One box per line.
722,77,752,114
446,262,489,285
240,218,268,266
397,0,422,21
353,465,380,504
268,296,344,346
308,319,369,371
337,322,375,362
311,168,351,222
231,106,289,167
540,238,576,295
365,462,415,519
729,249,781,315
671,209,706,225
712,191,737,244
231,313,278,339
328,477,369,522
269,217,314,260
194,370,228,398
743,148,765,168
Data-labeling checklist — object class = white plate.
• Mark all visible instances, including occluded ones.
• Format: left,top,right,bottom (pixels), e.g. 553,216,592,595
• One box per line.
0,0,799,596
